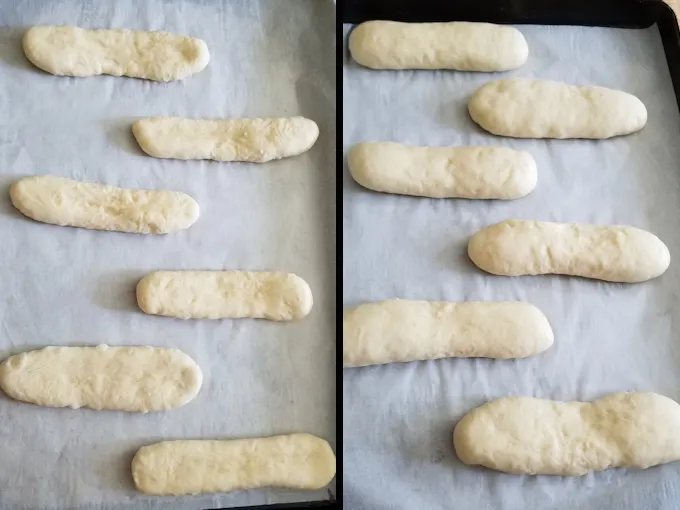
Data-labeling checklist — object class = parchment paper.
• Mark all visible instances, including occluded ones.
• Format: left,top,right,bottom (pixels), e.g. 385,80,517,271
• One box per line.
0,1,336,508
343,24,680,510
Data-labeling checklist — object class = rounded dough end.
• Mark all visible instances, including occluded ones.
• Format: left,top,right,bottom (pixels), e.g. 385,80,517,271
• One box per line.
511,150,538,198
177,194,200,231
22,26,51,74
131,119,162,158
510,28,529,69
136,273,157,315
347,23,377,69
289,274,314,319
347,142,375,190
292,117,320,155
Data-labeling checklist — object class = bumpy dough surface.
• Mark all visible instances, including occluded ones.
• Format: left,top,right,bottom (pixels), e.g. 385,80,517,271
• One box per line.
132,433,336,495
343,300,553,367
132,116,319,162
468,219,670,283
454,392,680,475
468,78,647,139
349,21,528,71
137,270,313,320
348,141,537,199
23,25,209,81
10,175,199,234
0,345,202,412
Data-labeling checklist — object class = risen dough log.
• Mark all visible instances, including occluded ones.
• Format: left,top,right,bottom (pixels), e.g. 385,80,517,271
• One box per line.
10,175,199,234
453,392,680,475
349,21,528,71
348,141,537,199
343,300,553,367
468,78,647,139
468,219,670,283
132,116,319,162
132,433,336,495
0,345,202,412
23,25,209,81
137,270,313,320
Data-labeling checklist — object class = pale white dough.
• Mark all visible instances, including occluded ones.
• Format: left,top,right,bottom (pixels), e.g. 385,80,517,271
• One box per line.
137,270,313,320
132,116,319,162
23,25,209,81
468,219,670,283
132,433,336,495
348,141,537,199
468,78,647,139
454,392,680,475
10,175,199,234
0,345,202,412
344,300,553,367
349,21,528,71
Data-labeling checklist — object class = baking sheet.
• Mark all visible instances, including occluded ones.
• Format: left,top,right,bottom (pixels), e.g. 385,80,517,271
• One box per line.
0,1,336,509
343,23,680,510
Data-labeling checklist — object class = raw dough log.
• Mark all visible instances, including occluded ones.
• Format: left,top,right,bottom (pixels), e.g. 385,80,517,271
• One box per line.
137,270,313,320
343,300,553,367
132,116,319,162
132,433,336,495
468,219,670,283
348,141,537,199
349,21,528,71
23,25,209,81
10,175,199,234
453,392,680,475
468,78,647,139
0,345,202,412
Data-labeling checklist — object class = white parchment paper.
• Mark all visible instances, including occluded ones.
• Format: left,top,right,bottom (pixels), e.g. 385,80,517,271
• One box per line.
343,24,680,510
0,1,336,508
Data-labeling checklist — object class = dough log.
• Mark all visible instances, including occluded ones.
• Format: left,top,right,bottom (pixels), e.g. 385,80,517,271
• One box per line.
10,175,199,234
468,219,670,283
0,345,202,412
132,433,336,495
348,141,537,199
453,392,680,475
23,25,209,81
349,21,528,71
343,300,553,367
132,116,319,162
468,78,647,139
137,270,313,320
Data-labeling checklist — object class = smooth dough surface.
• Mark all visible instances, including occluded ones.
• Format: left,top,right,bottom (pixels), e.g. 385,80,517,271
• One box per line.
348,141,537,199
0,345,202,412
23,25,209,81
137,270,313,320
468,219,670,283
468,78,647,139
349,21,528,71
10,175,199,234
343,300,553,367
454,392,680,475
132,433,336,495
132,116,319,162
